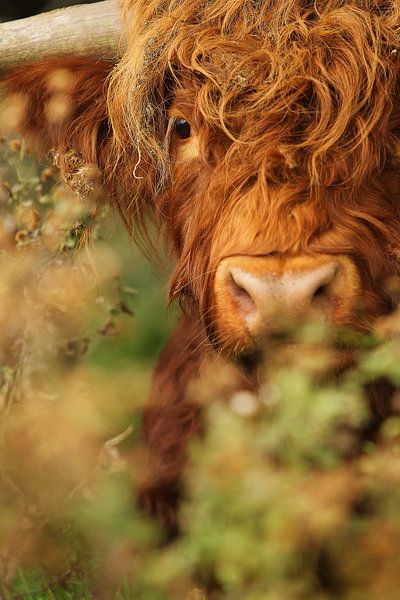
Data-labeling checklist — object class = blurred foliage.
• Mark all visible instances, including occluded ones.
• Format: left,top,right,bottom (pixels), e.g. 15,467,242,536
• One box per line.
0,129,400,600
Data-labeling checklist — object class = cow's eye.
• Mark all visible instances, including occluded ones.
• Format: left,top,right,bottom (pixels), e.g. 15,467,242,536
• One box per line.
174,117,191,140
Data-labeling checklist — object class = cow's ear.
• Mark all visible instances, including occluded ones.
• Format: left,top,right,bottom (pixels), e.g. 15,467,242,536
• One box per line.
2,57,114,160
1,57,124,208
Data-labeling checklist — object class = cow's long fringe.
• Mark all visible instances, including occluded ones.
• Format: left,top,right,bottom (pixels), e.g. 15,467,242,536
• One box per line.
107,0,399,308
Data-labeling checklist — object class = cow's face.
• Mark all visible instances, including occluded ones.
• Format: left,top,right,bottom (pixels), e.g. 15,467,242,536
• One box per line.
161,76,398,363
108,0,400,363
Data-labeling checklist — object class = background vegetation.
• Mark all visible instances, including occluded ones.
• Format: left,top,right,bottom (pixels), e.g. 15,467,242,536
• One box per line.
0,114,400,599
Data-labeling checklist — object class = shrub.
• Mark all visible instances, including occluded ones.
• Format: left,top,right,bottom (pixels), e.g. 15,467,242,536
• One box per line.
0,136,400,600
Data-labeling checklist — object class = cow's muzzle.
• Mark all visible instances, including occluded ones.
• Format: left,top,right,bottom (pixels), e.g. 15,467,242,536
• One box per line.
212,254,362,355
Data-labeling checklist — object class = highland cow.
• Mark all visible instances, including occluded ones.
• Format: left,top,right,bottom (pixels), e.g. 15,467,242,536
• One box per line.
1,0,399,529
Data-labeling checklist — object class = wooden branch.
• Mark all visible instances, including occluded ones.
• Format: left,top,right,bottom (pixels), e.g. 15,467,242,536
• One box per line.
0,1,126,70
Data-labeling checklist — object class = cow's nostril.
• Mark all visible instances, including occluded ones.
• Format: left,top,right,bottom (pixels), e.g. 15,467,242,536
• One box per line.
229,273,257,313
313,284,328,299
310,274,336,308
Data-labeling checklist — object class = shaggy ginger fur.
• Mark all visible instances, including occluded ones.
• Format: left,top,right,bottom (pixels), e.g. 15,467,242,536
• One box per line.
2,0,400,527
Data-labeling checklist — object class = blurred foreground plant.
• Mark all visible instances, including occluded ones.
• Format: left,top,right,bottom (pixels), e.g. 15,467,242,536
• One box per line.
0,137,400,600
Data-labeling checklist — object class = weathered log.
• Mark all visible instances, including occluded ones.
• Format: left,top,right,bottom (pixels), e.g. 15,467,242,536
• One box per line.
0,1,125,70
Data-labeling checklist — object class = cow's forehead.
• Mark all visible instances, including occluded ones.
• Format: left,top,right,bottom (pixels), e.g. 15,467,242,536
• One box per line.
163,9,398,189
124,0,399,191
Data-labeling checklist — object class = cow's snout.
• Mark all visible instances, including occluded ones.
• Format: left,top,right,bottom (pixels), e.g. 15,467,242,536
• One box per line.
212,254,361,352
230,260,338,321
